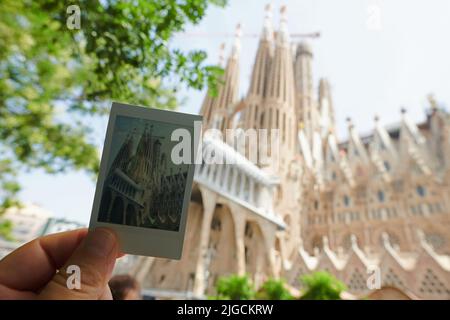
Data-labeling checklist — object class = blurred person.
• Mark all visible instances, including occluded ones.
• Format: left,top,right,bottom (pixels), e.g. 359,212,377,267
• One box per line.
109,274,141,300
0,228,122,299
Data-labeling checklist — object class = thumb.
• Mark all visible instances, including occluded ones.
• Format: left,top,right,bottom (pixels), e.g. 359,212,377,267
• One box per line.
38,228,119,300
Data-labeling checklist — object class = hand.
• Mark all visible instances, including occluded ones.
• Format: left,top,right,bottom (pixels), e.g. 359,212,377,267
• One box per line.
0,228,121,300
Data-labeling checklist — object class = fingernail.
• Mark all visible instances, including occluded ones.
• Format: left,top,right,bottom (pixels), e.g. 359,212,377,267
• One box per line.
84,228,117,258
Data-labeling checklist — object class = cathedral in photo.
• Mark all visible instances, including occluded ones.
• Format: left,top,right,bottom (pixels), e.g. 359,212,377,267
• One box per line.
98,117,188,231
129,5,450,300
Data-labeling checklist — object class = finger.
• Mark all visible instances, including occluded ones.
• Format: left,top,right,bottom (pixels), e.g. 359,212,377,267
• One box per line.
38,228,119,300
0,283,36,300
100,285,113,300
0,229,88,292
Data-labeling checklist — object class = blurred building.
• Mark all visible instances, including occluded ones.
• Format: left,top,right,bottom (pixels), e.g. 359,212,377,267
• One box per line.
0,204,51,259
40,217,85,236
133,5,450,299
0,204,85,259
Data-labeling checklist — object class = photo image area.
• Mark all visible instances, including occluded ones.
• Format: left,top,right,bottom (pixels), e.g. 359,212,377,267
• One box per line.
98,115,190,232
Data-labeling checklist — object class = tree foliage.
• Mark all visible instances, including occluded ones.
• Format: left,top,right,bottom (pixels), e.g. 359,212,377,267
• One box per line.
0,219,13,241
213,274,255,300
299,271,346,300
255,278,293,300
209,272,349,300
0,0,226,221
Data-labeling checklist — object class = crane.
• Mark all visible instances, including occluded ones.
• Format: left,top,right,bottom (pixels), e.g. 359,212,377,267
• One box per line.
177,5,320,40
177,31,321,39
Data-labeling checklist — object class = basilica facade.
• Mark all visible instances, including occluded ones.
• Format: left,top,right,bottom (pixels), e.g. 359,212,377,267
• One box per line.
132,5,450,299
99,124,188,231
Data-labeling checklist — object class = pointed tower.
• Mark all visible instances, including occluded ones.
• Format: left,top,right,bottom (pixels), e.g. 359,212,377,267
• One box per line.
345,118,370,182
243,4,274,129
200,25,241,134
429,105,450,171
110,132,134,173
200,43,225,128
318,78,336,136
261,5,298,171
369,115,397,182
128,126,152,183
294,41,318,145
398,108,431,176
323,131,342,185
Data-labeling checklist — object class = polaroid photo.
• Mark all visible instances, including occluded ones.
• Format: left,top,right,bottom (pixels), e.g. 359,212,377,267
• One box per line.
89,102,202,259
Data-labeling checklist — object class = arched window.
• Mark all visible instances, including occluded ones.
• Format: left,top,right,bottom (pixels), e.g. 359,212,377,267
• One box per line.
416,185,426,197
211,217,222,231
383,161,391,171
377,190,385,202
244,222,253,238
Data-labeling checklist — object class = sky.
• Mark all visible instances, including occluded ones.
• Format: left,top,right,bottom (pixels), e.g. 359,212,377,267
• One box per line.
18,0,450,223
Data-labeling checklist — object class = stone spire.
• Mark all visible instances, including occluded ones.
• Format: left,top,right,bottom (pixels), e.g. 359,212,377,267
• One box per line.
243,4,274,129
345,118,370,182
399,108,431,175
230,23,242,59
129,126,152,183
277,4,290,46
262,5,297,169
199,43,225,127
200,26,241,133
110,132,134,173
318,78,336,136
295,37,316,145
262,3,274,41
248,3,274,97
295,42,313,96
265,5,295,106
218,42,226,67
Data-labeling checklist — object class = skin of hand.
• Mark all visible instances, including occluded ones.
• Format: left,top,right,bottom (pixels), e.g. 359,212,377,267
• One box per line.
0,228,122,300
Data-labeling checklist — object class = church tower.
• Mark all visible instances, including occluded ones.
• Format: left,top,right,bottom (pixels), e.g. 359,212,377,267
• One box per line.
200,25,241,134
260,5,298,173
243,4,274,130
294,41,318,145
318,78,336,136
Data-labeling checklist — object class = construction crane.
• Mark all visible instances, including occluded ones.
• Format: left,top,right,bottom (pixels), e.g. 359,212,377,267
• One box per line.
177,5,320,40
177,31,321,39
